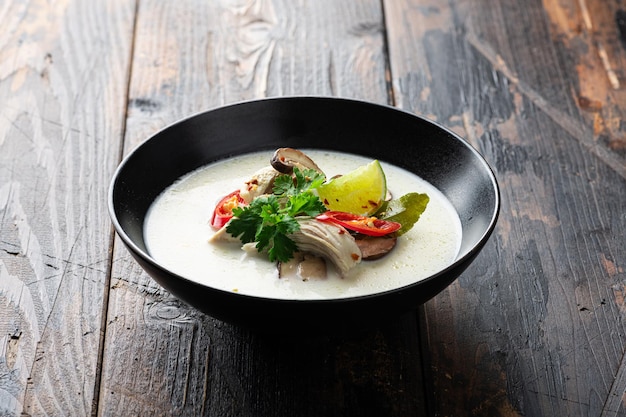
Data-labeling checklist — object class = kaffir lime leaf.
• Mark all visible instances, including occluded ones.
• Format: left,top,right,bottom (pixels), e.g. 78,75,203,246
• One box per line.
317,160,387,216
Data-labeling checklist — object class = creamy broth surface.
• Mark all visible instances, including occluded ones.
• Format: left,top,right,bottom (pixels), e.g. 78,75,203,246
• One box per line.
144,150,462,300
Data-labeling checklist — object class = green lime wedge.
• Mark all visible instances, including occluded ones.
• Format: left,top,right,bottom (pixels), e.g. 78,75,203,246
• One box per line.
317,160,387,216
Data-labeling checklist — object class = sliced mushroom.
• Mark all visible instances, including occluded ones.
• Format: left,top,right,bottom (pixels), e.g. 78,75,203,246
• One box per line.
278,252,327,281
298,254,327,280
289,219,361,275
279,253,303,278
271,148,324,175
354,235,397,260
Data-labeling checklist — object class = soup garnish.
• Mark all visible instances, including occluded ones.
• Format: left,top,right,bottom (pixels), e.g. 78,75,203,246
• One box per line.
210,148,429,280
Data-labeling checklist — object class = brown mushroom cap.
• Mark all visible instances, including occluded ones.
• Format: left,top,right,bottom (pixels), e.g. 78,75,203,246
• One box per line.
270,148,324,174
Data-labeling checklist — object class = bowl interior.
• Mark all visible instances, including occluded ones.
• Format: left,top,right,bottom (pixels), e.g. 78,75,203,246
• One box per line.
112,98,498,269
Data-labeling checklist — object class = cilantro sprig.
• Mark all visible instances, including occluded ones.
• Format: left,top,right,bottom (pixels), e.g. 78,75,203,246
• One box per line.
226,168,326,262
273,167,325,197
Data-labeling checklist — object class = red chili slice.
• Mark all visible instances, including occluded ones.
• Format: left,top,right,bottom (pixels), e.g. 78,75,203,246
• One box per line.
211,190,245,229
316,211,401,237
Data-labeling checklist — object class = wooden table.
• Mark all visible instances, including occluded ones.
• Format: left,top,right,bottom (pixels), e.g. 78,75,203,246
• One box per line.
1,0,625,415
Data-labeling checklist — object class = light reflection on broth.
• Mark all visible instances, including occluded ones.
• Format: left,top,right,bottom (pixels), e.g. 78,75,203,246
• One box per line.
144,150,462,300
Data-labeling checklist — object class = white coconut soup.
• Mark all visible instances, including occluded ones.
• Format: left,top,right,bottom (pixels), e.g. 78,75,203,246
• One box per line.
144,150,462,300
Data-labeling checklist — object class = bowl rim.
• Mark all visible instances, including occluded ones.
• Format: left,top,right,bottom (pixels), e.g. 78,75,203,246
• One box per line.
108,95,501,305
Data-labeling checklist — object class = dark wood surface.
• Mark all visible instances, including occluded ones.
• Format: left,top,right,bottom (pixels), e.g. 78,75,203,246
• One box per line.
1,0,625,416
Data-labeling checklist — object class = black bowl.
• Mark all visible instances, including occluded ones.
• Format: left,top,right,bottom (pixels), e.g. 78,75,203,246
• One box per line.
109,97,499,334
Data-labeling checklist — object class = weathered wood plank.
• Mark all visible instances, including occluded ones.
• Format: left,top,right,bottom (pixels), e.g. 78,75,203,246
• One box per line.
542,0,626,170
102,0,425,416
120,0,390,155
574,0,626,89
0,0,135,415
386,0,626,415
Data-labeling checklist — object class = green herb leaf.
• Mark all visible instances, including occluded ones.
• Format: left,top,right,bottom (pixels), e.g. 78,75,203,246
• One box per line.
293,168,326,193
273,167,326,196
380,192,430,236
226,169,327,262
268,233,299,263
228,199,268,244
287,193,326,217
272,175,296,197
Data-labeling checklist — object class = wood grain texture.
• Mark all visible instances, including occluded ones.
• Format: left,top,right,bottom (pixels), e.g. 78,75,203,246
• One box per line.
3,0,625,416
385,0,626,415
0,0,135,415
101,0,425,416
542,0,626,173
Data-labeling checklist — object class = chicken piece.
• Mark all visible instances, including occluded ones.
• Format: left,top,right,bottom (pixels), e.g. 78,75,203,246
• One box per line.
208,224,239,243
239,166,281,203
289,219,361,275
